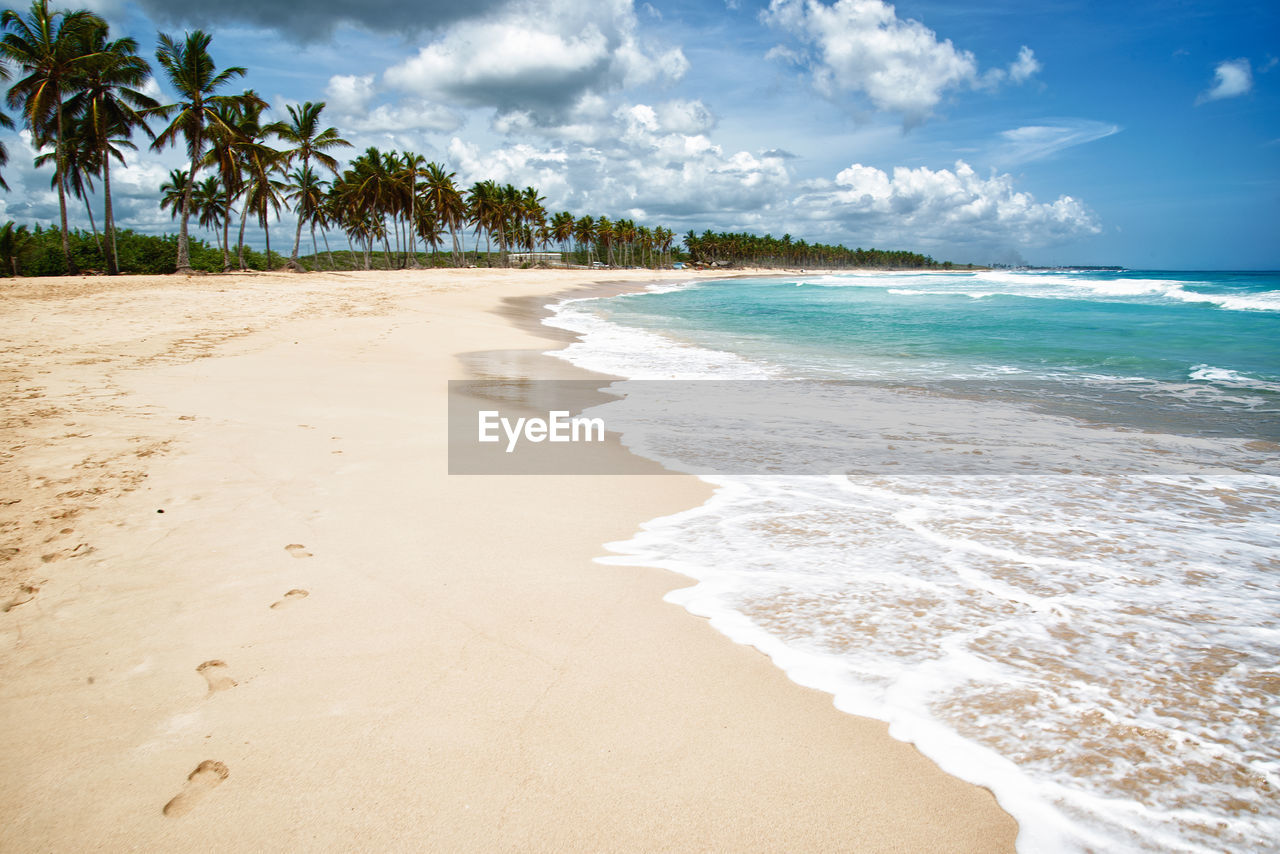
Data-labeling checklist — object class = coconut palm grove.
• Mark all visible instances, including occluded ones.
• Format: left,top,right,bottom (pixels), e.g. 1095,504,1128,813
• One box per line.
0,1,956,276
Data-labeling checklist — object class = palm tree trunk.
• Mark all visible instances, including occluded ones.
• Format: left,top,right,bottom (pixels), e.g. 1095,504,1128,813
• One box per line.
54,99,75,274
222,193,233,271
263,215,272,270
320,227,336,271
237,202,250,270
309,224,319,268
408,180,420,268
177,142,200,273
82,191,103,262
103,147,119,275
290,209,305,267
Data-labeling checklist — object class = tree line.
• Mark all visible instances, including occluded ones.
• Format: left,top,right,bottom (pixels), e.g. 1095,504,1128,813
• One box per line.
0,0,951,277
683,231,956,270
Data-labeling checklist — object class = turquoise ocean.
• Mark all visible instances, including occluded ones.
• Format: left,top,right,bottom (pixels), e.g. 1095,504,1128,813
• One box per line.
545,270,1280,852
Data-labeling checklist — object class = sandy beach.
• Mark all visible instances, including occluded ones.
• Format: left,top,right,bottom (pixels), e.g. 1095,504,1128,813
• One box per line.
0,268,1016,851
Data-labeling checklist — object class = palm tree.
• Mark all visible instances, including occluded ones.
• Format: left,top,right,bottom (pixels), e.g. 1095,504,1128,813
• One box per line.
343,147,395,268
34,113,103,259
243,156,286,270
314,194,339,271
2,0,104,273
573,215,595,265
193,174,226,241
414,206,443,260
596,216,614,267
201,102,243,271
62,20,154,274
159,168,189,220
496,183,520,264
551,211,574,255
421,162,464,266
0,64,13,191
520,186,545,255
275,101,349,269
466,180,501,264
284,164,326,271
0,220,35,276
330,147,390,267
397,151,427,267
655,226,674,267
147,30,245,273
637,225,653,268
225,91,282,270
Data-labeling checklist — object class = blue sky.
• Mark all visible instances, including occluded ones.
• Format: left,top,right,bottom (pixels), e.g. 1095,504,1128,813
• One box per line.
2,0,1276,267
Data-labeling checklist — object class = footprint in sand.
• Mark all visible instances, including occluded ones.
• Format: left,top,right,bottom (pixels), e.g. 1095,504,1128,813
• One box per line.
162,760,228,817
284,543,312,558
196,660,236,695
3,583,39,613
270,589,309,610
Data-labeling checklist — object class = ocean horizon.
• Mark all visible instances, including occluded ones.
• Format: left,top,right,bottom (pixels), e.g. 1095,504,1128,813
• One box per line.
546,268,1280,853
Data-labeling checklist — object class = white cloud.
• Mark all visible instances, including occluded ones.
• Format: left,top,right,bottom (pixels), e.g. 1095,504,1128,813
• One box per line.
994,120,1120,165
1008,45,1041,83
325,74,377,116
794,160,1100,247
444,112,792,227
322,73,460,139
432,109,1097,258
762,0,1038,120
138,75,168,105
1197,59,1252,104
490,96,716,146
383,0,685,121
655,99,718,135
342,101,462,134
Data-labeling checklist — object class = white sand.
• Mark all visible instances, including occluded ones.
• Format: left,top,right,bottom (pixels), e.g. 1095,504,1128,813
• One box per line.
0,268,1016,851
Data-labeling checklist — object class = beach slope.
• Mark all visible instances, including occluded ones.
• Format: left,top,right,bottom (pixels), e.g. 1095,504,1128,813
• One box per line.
0,268,1016,851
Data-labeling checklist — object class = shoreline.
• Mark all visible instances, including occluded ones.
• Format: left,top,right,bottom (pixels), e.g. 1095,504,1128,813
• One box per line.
0,267,1017,851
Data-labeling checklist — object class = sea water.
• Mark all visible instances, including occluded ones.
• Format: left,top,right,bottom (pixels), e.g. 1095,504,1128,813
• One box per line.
545,270,1280,852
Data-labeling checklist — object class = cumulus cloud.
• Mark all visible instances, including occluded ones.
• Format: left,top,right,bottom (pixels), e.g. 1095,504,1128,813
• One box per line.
322,73,461,137
1007,45,1041,83
0,130,186,236
432,105,1097,258
325,74,377,116
1197,59,1253,104
994,120,1120,165
135,0,509,40
762,0,1038,120
343,101,462,134
383,0,686,122
654,99,718,135
444,108,792,227
794,160,1100,247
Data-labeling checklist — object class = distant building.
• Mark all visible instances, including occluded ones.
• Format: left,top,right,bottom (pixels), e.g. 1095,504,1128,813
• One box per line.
508,252,563,266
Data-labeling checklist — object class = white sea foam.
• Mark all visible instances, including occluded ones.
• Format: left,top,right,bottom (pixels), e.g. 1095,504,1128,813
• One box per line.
542,288,1280,853
1190,364,1280,393
600,469,1280,853
543,296,778,380
887,288,999,299
811,270,1280,312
